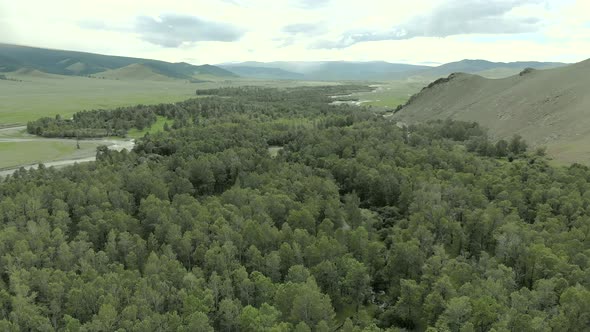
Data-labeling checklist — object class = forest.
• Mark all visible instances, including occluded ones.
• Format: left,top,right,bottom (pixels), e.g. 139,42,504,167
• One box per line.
1,85,589,331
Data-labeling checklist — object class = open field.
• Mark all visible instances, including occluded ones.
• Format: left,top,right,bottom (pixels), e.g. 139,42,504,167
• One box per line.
0,125,133,170
127,116,172,138
355,80,429,108
0,140,103,169
0,74,197,126
326,79,428,108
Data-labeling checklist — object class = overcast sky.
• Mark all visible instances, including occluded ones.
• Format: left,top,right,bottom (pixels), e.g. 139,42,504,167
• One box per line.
1,0,589,65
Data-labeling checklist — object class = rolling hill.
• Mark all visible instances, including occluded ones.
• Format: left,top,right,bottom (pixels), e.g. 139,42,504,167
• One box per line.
394,59,590,164
93,64,178,81
0,43,237,80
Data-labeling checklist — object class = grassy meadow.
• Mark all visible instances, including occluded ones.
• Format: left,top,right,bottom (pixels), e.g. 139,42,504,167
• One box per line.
0,140,103,169
356,79,429,108
0,74,198,126
127,116,172,138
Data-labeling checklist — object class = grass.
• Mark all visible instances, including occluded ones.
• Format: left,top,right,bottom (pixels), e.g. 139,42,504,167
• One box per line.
127,116,172,138
0,127,29,138
354,80,429,109
546,138,590,166
268,146,283,157
0,140,103,169
0,75,197,125
365,95,408,108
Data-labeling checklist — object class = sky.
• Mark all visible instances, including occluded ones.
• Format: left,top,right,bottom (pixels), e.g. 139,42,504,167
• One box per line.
0,0,589,65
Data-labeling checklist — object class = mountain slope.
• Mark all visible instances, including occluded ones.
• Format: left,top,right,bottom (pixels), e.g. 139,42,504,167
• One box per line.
93,64,178,81
0,43,237,79
394,59,590,163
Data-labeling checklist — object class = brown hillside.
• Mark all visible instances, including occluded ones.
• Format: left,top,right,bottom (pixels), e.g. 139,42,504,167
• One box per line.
394,59,590,164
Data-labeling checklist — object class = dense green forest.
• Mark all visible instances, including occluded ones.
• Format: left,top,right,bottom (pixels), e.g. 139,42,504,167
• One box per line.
3,86,590,331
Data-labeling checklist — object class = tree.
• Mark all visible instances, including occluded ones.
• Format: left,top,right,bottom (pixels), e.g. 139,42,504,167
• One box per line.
436,296,472,332
552,285,590,330
218,298,241,332
183,312,214,332
509,134,527,155
239,304,280,332
287,209,316,234
290,278,335,327
391,279,424,329
340,257,371,311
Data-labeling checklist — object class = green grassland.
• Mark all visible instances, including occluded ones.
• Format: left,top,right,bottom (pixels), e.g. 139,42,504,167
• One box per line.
127,116,172,138
0,74,198,125
0,140,103,169
355,80,429,108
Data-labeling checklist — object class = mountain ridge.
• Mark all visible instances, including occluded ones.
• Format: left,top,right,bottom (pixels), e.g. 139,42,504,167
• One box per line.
0,43,237,80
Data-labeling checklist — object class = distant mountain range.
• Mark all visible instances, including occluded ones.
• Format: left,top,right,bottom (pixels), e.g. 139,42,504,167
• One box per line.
220,61,432,80
0,44,237,80
220,60,566,81
0,44,568,82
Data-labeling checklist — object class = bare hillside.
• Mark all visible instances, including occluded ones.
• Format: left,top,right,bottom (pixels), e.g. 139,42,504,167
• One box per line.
394,59,590,164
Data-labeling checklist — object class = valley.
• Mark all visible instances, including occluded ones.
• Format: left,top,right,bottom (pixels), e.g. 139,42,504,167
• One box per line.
1,40,589,331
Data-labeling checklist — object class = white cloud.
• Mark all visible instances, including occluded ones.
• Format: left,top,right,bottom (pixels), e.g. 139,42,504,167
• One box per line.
0,0,588,64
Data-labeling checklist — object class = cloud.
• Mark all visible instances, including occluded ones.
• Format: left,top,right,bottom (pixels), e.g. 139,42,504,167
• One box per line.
293,0,330,9
278,22,327,47
314,0,545,48
282,23,325,36
135,14,244,47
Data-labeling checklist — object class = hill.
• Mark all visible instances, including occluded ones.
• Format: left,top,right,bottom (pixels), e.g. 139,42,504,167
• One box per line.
93,64,178,81
0,43,237,79
394,59,590,164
